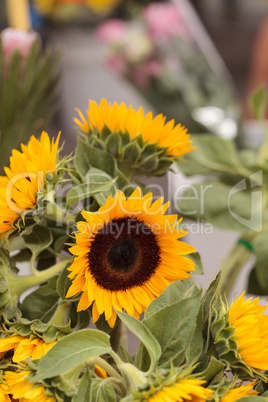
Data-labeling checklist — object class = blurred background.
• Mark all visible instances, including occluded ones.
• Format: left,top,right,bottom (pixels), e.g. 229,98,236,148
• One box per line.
2,0,268,153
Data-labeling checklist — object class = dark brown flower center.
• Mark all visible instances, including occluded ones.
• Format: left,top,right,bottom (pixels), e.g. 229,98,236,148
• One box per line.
107,239,138,273
88,217,161,291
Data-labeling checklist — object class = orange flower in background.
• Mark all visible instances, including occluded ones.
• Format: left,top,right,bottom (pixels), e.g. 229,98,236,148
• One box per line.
0,132,60,235
66,187,195,327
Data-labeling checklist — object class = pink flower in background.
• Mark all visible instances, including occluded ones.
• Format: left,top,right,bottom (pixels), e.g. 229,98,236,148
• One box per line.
143,2,187,41
96,19,126,45
1,28,40,61
147,59,162,78
132,65,150,88
106,55,126,74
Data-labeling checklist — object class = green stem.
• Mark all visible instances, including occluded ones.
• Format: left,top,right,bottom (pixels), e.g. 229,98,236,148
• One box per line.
43,203,76,225
220,237,254,298
7,261,67,299
258,120,268,165
48,302,70,326
47,247,67,260
105,378,126,398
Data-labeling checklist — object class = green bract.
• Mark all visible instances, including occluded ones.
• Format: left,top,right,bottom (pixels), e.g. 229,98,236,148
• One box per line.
76,127,174,181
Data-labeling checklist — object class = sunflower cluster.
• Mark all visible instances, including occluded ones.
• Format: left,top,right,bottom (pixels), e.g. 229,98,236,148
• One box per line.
0,98,267,401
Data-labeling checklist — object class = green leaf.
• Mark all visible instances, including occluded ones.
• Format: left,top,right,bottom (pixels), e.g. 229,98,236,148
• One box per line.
142,291,201,368
116,310,161,374
185,308,203,364
19,277,59,322
249,85,267,120
86,168,117,206
178,180,262,232
177,135,247,177
91,378,118,402
144,278,200,319
33,329,111,381
52,362,86,397
117,345,133,364
22,225,53,261
198,356,225,384
74,140,116,178
72,367,92,402
200,273,221,352
66,177,116,207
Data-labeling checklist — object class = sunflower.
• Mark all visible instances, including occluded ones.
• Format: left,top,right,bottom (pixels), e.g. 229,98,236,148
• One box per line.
74,99,193,159
0,131,60,235
0,335,56,362
4,370,55,402
221,382,258,402
66,187,195,327
213,292,268,379
146,379,212,402
229,293,268,371
0,382,11,402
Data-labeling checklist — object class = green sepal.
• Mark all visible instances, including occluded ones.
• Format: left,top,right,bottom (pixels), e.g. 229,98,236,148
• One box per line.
138,155,159,172
0,249,19,319
105,131,122,157
122,141,141,163
2,314,72,343
100,125,112,142
51,362,86,397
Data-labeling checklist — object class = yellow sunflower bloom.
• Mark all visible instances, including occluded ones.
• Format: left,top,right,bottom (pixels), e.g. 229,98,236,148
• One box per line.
229,292,268,371
4,371,55,402
0,382,11,402
66,187,195,327
0,335,56,362
0,131,60,235
74,99,193,158
221,382,258,402
147,379,212,402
